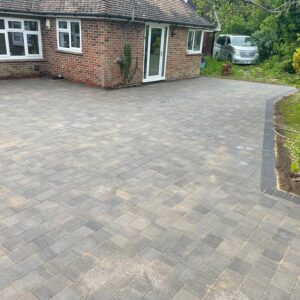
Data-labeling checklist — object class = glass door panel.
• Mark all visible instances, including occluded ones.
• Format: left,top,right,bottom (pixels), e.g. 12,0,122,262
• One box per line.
149,28,162,76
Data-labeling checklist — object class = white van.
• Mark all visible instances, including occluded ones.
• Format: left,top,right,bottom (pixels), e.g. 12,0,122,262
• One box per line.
213,35,259,64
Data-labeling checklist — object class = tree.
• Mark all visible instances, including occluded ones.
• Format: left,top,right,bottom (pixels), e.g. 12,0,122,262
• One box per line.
196,0,299,15
244,0,298,13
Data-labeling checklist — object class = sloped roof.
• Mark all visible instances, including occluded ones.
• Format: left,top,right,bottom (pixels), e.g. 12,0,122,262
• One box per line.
0,0,215,28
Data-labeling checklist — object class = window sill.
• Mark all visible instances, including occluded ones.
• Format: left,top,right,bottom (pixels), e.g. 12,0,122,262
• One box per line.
0,58,45,63
56,49,83,55
186,52,203,56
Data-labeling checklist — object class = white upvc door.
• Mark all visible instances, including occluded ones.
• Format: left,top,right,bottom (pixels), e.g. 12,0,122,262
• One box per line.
143,24,169,82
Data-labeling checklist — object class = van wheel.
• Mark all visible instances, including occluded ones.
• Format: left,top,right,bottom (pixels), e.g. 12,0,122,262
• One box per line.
228,55,233,63
215,53,219,60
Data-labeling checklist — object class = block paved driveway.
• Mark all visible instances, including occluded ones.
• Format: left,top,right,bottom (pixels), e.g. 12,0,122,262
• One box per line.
0,77,299,300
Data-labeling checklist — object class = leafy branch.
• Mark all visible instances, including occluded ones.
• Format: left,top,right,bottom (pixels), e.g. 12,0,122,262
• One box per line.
195,0,299,16
244,0,298,13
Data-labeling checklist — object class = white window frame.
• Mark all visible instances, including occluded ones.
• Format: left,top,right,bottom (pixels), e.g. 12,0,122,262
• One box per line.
187,29,204,55
143,23,169,83
0,17,43,60
56,19,82,54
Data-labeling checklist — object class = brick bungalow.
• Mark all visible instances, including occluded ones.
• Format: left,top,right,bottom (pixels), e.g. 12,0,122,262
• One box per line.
0,0,216,88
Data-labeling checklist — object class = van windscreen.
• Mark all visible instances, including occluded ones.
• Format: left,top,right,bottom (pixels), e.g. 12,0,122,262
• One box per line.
231,37,256,46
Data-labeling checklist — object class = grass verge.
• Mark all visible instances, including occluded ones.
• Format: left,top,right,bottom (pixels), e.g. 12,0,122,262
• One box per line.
276,92,300,182
279,92,300,132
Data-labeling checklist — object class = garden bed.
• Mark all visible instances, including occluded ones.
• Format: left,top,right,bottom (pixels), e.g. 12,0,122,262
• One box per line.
274,92,300,195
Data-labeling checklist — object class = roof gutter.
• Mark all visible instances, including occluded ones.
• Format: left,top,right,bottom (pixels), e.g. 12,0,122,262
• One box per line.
0,8,216,29
131,0,136,22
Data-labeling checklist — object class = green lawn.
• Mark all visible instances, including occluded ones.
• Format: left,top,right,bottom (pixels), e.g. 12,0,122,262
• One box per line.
201,57,300,87
278,92,300,174
279,92,300,132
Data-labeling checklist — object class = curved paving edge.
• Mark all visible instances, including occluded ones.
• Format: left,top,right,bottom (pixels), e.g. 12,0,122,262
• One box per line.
261,90,300,204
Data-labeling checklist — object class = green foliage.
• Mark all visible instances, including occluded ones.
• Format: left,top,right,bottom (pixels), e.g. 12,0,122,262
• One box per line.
291,161,300,173
196,0,265,34
252,15,278,60
117,44,138,85
293,48,300,75
279,93,300,131
284,134,300,174
201,57,300,87
195,0,300,73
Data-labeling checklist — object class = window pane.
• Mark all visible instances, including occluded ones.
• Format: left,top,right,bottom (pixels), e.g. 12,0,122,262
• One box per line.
8,21,22,29
0,19,5,30
0,33,7,55
24,21,38,31
220,37,225,45
193,30,202,52
149,28,162,76
8,32,25,56
71,22,80,48
27,34,39,54
59,32,69,48
188,31,194,51
59,21,68,29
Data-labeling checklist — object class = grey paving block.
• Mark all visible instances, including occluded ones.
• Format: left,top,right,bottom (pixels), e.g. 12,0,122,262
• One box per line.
271,269,298,294
0,285,21,300
184,272,215,298
264,285,290,300
263,248,285,262
19,292,39,300
228,257,251,276
0,272,13,290
273,228,295,244
73,253,98,273
173,288,200,300
51,287,80,300
202,234,223,249
32,274,71,300
60,265,84,283
91,241,117,259
9,255,44,280
50,250,80,272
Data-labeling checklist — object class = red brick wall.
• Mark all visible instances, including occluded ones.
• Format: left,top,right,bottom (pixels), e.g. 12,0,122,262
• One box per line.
42,18,105,86
166,26,202,80
0,60,45,79
102,21,145,88
42,19,144,88
0,16,201,86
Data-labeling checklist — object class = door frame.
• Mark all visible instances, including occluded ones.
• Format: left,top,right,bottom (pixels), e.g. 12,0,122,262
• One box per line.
143,23,169,83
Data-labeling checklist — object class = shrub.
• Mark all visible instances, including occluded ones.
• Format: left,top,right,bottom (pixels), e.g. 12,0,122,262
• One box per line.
252,15,278,61
293,48,300,75
253,30,275,61
117,44,138,85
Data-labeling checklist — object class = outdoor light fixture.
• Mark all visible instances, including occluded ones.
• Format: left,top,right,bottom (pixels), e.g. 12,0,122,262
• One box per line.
171,28,178,37
46,19,51,29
